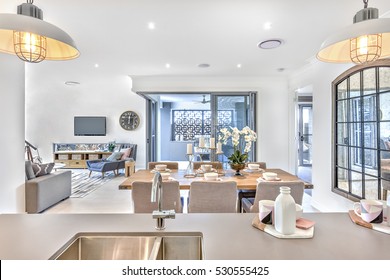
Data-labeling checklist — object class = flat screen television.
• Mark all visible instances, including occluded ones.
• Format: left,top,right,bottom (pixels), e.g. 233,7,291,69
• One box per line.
74,116,106,136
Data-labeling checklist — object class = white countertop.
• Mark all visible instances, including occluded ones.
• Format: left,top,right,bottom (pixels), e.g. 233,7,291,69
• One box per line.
0,213,389,260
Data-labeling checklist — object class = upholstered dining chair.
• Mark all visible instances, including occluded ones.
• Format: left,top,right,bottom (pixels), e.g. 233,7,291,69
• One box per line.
188,181,238,213
241,181,305,213
131,181,183,213
193,161,222,170
148,162,179,170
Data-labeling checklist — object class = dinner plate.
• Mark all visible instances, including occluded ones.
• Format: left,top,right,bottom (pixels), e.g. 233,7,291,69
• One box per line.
203,177,222,182
151,168,171,173
257,177,281,183
244,168,264,173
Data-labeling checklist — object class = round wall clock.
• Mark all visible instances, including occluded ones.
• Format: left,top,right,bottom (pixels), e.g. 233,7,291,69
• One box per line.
119,111,140,130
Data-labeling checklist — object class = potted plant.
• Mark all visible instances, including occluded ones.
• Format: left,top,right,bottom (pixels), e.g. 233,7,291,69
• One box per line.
219,126,257,175
108,142,116,152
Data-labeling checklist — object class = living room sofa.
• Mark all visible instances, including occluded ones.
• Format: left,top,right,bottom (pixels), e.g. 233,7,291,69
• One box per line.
86,144,137,178
25,161,72,213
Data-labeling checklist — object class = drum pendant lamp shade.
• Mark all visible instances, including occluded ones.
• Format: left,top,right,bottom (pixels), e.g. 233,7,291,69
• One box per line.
317,1,390,64
0,1,79,63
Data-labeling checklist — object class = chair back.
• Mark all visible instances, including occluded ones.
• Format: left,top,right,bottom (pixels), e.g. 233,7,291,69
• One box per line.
188,181,238,213
131,181,182,213
249,181,304,212
193,162,222,170
148,162,179,170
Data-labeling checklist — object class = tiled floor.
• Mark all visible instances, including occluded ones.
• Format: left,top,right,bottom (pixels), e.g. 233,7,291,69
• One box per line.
44,170,319,214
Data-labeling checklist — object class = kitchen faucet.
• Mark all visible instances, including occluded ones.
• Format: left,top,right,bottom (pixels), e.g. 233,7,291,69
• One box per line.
151,172,175,230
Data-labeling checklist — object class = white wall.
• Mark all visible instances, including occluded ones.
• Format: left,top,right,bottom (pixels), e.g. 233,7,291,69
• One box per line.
132,75,291,170
289,60,356,212
0,54,25,213
25,72,146,170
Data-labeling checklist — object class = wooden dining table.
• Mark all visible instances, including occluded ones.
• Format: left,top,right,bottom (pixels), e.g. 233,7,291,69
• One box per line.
118,168,312,190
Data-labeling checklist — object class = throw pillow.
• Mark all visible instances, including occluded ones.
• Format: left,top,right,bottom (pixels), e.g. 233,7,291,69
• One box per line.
31,162,55,177
120,148,132,160
25,161,36,180
106,152,123,161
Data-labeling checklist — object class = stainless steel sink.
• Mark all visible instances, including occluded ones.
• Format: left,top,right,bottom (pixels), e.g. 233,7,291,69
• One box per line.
50,232,204,260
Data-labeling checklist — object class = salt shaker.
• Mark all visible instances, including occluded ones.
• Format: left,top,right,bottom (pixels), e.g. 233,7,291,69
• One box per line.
274,186,296,235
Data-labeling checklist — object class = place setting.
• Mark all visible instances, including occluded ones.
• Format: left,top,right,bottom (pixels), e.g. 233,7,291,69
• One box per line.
257,172,281,182
243,163,264,173
150,164,171,173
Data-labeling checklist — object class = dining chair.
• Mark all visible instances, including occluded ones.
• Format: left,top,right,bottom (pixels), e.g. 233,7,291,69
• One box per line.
148,161,179,170
188,181,238,213
193,161,222,170
241,181,305,213
131,181,183,213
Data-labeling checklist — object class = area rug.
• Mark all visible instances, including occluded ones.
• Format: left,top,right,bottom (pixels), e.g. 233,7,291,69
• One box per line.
70,170,116,198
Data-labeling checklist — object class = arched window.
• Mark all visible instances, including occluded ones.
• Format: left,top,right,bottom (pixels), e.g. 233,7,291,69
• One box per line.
333,59,390,201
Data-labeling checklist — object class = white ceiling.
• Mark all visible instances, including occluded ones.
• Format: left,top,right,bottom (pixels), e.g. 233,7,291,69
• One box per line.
2,0,390,83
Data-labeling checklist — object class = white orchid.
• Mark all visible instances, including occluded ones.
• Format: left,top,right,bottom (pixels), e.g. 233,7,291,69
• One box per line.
218,126,257,164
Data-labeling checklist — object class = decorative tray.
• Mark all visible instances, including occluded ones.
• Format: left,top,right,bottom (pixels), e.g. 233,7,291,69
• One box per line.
251,215,314,239
243,168,264,173
348,210,390,235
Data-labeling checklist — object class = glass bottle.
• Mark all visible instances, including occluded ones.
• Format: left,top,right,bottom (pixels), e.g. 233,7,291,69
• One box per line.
274,186,296,235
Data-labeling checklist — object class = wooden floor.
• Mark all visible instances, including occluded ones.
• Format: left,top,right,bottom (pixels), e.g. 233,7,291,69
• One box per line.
43,168,319,214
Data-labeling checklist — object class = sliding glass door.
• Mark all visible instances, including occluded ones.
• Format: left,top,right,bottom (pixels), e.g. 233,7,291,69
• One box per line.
211,93,257,163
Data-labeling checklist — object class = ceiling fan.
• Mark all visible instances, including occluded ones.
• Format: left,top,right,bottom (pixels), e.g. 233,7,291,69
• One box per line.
194,95,210,104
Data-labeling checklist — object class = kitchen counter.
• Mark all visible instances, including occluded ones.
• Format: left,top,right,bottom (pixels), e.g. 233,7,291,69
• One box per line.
0,213,389,260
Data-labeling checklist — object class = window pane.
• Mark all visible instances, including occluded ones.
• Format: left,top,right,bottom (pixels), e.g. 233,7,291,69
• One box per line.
351,147,362,172
380,150,390,160
350,97,361,122
363,68,376,95
364,148,377,169
337,79,348,99
379,67,390,92
337,123,348,144
364,175,378,199
337,168,349,192
350,72,361,98
379,92,390,121
350,172,363,197
350,122,361,146
379,122,390,141
337,100,348,122
363,96,376,121
337,146,348,168
363,122,377,148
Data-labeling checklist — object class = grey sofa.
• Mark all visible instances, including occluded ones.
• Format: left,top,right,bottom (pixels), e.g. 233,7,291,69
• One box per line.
25,161,72,213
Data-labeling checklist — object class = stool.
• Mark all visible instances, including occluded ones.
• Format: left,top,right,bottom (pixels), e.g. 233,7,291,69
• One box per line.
125,161,135,177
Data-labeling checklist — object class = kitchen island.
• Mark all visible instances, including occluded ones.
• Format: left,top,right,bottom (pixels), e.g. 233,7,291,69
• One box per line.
0,213,389,260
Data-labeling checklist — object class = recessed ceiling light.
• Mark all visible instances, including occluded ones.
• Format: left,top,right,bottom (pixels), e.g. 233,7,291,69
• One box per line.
165,63,171,68
263,22,272,30
198,63,210,68
237,64,242,68
64,81,80,86
148,22,155,30
94,63,99,68
258,39,284,49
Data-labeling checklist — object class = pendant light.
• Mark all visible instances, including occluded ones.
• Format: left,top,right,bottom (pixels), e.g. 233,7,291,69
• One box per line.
317,0,390,64
0,0,79,63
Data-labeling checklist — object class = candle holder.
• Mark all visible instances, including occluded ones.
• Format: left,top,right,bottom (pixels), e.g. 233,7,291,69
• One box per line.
215,151,225,176
184,154,196,178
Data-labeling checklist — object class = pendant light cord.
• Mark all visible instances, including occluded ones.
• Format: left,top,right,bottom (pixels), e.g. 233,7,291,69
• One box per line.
363,0,368,9
27,0,34,3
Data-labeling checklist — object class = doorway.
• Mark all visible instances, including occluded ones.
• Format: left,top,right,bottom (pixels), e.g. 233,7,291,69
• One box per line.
297,104,313,183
